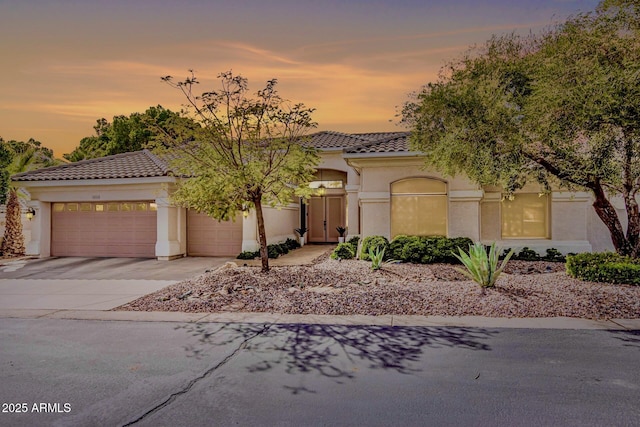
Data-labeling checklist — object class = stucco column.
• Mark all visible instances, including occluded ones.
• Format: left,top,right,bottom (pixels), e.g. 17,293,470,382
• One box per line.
345,184,360,236
242,209,259,252
448,190,483,240
155,197,184,260
26,201,49,257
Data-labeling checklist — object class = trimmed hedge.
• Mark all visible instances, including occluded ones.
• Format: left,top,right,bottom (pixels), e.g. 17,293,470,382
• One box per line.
566,252,640,285
389,235,473,264
502,247,566,262
285,238,301,250
347,236,360,253
360,236,390,261
331,242,356,260
237,251,258,260
236,237,301,260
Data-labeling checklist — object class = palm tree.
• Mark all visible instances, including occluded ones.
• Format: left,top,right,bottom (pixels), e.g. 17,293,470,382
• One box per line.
0,188,25,256
0,137,60,256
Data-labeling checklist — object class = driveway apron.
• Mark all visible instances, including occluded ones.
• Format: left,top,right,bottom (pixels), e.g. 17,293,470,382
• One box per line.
0,256,233,310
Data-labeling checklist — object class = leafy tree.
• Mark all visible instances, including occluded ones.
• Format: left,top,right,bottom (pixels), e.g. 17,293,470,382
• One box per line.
161,71,319,271
64,106,197,161
402,0,640,257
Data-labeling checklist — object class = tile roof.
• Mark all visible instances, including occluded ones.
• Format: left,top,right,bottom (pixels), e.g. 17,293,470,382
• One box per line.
11,150,170,182
353,132,409,141
305,131,372,149
345,132,412,154
11,131,415,183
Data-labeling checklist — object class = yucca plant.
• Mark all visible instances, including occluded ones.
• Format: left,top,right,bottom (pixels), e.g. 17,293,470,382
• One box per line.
453,242,514,287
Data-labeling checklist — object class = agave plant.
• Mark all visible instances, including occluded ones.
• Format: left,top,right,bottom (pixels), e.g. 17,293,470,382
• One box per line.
453,242,514,287
368,246,386,270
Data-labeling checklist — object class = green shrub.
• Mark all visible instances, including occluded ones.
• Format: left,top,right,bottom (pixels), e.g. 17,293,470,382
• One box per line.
272,243,289,255
446,237,475,262
347,236,360,254
454,242,514,287
267,245,281,259
285,238,301,250
360,236,390,261
566,252,640,285
238,239,301,260
514,247,540,261
237,250,259,260
389,235,473,264
389,235,413,260
543,248,565,262
331,242,355,260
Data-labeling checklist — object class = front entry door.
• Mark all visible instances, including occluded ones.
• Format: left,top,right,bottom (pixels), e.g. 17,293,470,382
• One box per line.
308,196,345,243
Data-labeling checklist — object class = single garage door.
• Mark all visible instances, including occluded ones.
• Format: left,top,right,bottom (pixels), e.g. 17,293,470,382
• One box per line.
187,210,242,256
51,201,157,258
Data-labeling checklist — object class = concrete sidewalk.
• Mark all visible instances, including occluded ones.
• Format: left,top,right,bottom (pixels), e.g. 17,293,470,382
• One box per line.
239,244,335,267
0,308,638,330
0,279,176,310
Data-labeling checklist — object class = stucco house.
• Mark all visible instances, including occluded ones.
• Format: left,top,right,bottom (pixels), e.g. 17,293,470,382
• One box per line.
12,131,615,260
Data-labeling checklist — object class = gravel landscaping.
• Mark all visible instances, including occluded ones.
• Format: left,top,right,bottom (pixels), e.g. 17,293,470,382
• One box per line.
117,250,640,319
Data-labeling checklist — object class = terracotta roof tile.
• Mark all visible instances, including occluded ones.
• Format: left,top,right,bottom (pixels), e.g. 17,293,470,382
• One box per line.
345,132,412,154
305,131,372,149
11,150,169,182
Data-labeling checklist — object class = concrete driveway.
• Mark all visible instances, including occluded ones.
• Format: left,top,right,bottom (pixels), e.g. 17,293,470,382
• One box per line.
0,256,233,311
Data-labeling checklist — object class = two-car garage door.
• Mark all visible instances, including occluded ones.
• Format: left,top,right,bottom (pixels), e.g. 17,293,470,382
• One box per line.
51,202,242,258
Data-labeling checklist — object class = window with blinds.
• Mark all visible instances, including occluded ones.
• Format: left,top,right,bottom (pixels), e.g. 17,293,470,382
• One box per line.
501,193,549,239
391,178,447,238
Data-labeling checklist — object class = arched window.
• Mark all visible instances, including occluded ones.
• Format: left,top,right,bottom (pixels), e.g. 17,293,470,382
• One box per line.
391,178,447,238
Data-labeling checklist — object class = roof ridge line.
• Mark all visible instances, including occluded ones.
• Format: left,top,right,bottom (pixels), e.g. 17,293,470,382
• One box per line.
142,149,170,174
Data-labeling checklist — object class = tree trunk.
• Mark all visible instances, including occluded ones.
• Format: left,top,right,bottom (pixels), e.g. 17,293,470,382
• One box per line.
253,195,270,272
590,183,634,256
624,192,640,258
0,188,25,256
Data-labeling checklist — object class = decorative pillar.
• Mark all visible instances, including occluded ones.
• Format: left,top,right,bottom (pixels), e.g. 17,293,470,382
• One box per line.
242,209,259,252
26,201,49,257
345,184,360,237
155,197,184,260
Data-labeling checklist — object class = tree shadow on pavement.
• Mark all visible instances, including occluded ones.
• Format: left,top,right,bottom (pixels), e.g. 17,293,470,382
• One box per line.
176,322,495,392
609,329,640,351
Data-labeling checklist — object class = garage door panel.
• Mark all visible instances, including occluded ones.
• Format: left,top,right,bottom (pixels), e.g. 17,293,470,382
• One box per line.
51,202,157,258
187,211,242,257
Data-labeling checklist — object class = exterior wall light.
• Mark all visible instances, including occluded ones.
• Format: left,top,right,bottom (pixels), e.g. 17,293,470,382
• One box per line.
26,207,36,221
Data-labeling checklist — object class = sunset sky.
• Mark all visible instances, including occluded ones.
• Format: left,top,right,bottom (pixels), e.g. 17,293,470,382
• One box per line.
1,0,599,157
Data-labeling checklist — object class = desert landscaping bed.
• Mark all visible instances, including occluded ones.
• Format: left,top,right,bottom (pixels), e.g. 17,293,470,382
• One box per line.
117,251,640,319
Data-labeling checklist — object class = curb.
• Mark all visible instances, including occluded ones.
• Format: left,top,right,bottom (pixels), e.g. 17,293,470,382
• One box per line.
0,309,638,330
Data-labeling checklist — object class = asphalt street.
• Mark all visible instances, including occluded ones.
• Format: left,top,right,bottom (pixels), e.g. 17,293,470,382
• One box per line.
0,318,638,427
